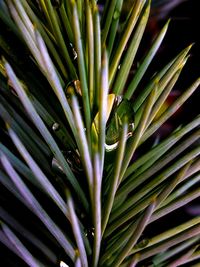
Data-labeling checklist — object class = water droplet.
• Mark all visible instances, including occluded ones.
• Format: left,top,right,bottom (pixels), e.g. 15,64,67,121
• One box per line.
52,157,64,174
52,122,60,131
85,227,95,239
52,150,82,175
72,49,77,60
135,238,149,249
64,150,83,173
69,43,77,60
113,10,120,20
115,95,123,106
66,80,82,98
105,97,135,151
60,261,69,267
117,64,121,70
80,213,85,219
73,80,82,96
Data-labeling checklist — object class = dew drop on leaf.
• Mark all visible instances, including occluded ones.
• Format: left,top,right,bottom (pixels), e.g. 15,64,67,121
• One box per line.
135,238,149,249
52,122,60,131
52,157,64,174
66,80,82,99
113,9,120,20
70,43,77,60
85,227,95,239
60,260,70,267
65,150,83,173
105,96,135,151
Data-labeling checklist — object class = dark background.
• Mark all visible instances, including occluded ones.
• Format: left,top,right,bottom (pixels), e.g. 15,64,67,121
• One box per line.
150,0,200,121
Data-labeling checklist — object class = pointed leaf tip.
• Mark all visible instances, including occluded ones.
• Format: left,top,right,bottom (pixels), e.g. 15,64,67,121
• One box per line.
1,56,6,64
167,18,171,25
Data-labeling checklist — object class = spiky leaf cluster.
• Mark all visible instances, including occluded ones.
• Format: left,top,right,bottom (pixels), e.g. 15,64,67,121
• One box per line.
0,0,199,266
